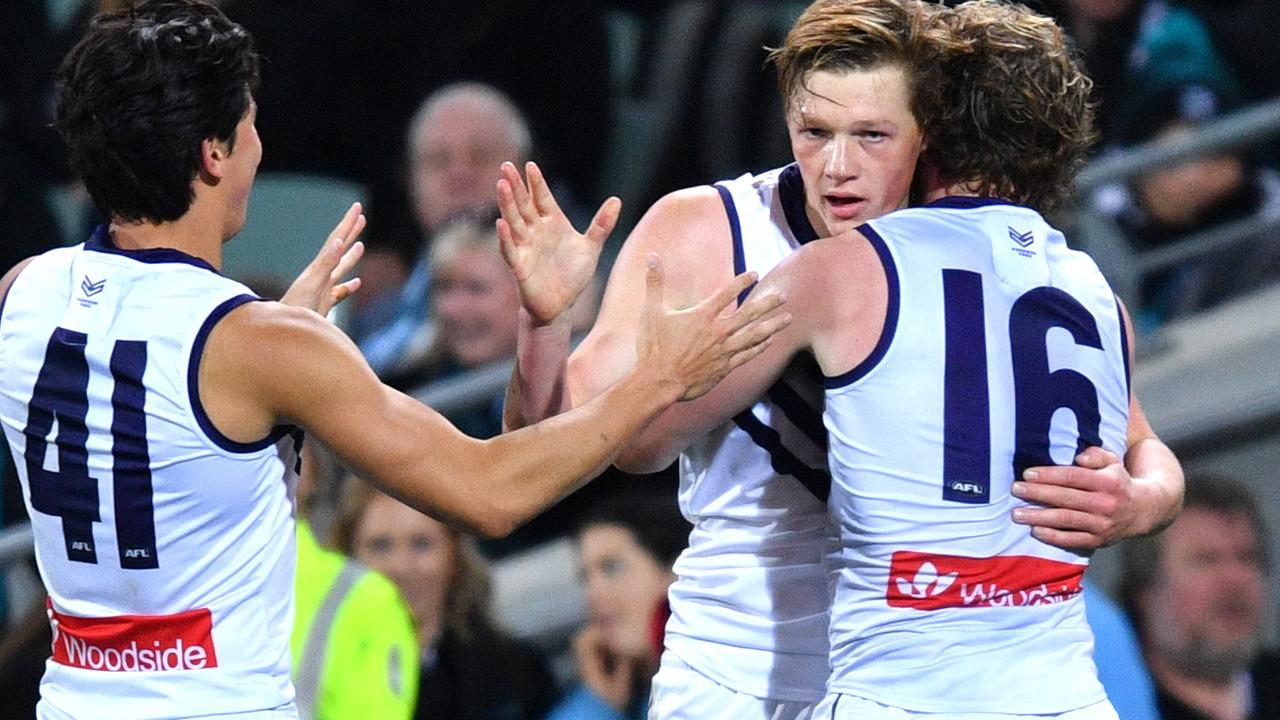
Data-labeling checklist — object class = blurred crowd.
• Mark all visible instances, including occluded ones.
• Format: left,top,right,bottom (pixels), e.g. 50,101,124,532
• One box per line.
2,1,1280,719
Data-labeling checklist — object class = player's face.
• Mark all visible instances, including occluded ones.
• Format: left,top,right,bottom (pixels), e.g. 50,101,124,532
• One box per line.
433,245,521,367
787,64,923,237
223,100,262,240
410,100,522,232
578,525,673,661
1142,508,1266,675
352,493,456,638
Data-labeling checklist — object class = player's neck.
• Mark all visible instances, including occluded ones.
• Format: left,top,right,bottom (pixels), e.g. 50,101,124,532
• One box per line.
109,200,228,269
920,180,987,204
915,161,993,204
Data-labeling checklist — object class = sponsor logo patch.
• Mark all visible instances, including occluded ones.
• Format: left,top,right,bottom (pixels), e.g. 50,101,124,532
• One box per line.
49,602,218,672
886,550,1084,610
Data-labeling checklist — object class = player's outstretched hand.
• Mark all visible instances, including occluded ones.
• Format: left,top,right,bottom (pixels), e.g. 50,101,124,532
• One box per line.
281,202,365,316
1011,446,1143,549
637,254,788,402
496,161,620,325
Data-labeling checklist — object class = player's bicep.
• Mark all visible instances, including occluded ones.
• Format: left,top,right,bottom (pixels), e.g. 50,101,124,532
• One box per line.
568,188,729,405
238,307,486,517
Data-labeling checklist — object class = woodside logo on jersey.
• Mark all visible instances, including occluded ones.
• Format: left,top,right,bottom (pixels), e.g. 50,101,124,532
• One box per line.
885,550,1084,610
49,604,219,672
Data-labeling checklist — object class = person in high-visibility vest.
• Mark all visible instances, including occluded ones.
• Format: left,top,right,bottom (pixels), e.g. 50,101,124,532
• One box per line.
293,444,418,720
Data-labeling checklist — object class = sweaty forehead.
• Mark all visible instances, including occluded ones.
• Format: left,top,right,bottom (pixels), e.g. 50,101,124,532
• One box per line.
792,65,915,122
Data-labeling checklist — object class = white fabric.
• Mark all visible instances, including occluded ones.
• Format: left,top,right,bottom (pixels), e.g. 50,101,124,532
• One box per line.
813,693,1119,720
0,238,300,719
662,166,835,702
649,652,816,720
821,201,1129,713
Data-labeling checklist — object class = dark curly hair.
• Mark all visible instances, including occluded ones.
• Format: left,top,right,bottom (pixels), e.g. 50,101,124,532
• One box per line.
925,0,1097,211
54,0,260,224
577,487,690,568
768,0,958,141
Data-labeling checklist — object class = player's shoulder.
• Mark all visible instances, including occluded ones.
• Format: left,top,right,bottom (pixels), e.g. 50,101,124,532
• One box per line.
215,299,336,342
632,185,729,251
0,256,38,309
205,300,350,380
614,185,737,292
789,230,881,282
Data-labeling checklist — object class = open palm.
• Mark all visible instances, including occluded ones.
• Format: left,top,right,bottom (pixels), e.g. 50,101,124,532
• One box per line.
496,161,620,324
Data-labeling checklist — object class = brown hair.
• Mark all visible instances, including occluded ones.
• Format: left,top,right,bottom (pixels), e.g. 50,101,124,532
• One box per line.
1119,472,1272,633
330,478,496,643
768,0,956,137
926,0,1097,211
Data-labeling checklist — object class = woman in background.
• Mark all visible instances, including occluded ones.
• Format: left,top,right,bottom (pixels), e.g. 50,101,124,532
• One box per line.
547,488,689,720
333,480,555,720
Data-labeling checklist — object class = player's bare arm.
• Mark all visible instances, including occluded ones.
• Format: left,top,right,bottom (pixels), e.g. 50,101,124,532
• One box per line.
618,231,887,472
1011,299,1184,549
503,171,739,432
497,160,620,429
201,257,784,537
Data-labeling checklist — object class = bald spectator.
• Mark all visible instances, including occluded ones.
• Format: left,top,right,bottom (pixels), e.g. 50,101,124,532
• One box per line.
352,84,535,377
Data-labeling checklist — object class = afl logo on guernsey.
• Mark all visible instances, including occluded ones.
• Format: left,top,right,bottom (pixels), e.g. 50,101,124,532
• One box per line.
48,603,219,672
886,550,1084,610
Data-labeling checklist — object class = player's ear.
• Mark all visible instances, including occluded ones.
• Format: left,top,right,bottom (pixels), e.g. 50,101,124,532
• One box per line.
199,136,228,182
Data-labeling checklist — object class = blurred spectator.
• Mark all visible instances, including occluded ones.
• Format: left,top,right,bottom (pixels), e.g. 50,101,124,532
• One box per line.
546,488,688,720
220,0,610,266
333,480,555,720
377,212,601,558
351,84,533,377
1045,0,1144,139
1088,2,1280,328
0,601,46,719
1120,474,1279,720
0,0,66,270
1083,584,1160,720
377,213,516,429
1178,0,1280,129
292,443,419,720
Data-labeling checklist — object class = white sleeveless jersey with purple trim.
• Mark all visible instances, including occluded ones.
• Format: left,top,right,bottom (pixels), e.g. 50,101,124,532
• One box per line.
0,227,301,719
663,165,836,702
822,198,1129,713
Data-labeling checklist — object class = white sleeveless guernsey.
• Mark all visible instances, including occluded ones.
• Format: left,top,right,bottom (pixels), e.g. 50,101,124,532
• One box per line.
0,227,302,719
823,198,1129,713
662,165,835,702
